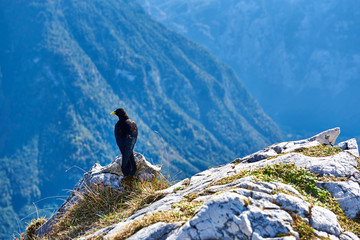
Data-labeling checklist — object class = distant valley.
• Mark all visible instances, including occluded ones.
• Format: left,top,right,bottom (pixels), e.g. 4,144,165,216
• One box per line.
140,0,360,141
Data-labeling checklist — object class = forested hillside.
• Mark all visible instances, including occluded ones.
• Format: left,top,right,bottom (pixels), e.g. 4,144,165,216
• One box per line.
140,0,360,140
0,0,281,238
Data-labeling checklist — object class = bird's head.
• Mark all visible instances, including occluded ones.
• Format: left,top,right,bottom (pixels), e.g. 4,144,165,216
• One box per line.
110,108,129,120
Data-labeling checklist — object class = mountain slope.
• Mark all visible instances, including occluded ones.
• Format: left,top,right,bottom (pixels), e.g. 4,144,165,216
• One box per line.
139,0,360,140
0,0,281,238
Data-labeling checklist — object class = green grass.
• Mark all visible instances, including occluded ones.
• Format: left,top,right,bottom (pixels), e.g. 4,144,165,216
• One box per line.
253,164,331,202
211,163,360,237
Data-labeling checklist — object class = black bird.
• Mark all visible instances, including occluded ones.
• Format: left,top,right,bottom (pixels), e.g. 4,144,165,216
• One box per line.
111,108,138,176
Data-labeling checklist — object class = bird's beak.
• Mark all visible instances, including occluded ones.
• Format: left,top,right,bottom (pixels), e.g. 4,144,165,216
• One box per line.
110,111,116,115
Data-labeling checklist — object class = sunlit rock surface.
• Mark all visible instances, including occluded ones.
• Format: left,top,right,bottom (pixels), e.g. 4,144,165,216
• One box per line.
38,129,360,239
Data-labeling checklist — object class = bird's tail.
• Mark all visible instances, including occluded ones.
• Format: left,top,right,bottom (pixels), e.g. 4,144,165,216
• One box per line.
122,152,137,177
128,152,137,176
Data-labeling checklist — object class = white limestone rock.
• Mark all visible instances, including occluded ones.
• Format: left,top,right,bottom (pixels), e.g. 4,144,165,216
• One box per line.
308,127,341,146
230,188,253,198
237,127,341,163
315,229,332,238
237,147,279,163
340,231,360,240
192,195,212,203
89,172,122,190
274,193,311,218
240,207,296,239
310,206,342,236
250,198,280,210
79,224,118,240
166,192,249,240
247,152,358,178
336,138,360,157
306,152,358,177
319,180,360,218
250,191,275,202
235,181,273,194
127,222,181,240
166,192,297,240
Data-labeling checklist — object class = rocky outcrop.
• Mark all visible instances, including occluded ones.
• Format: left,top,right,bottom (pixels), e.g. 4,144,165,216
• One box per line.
35,152,160,237
235,127,341,163
36,128,360,239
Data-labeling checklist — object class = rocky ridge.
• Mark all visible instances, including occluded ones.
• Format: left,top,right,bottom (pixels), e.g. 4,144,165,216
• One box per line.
35,128,360,239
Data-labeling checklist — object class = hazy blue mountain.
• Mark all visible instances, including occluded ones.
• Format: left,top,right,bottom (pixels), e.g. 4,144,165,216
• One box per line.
0,0,281,237
140,0,360,141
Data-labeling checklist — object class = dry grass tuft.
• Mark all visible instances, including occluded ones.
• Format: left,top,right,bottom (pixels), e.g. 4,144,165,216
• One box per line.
112,211,177,240
184,192,199,201
294,144,342,157
112,199,203,240
291,215,316,240
267,144,342,160
48,175,170,239
21,217,47,240
211,170,247,186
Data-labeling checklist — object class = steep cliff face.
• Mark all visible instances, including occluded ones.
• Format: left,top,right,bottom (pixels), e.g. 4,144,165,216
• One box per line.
139,0,360,140
28,128,360,239
0,0,282,238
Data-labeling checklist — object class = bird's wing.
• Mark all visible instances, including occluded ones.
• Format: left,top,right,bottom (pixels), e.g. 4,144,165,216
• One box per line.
125,120,138,151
